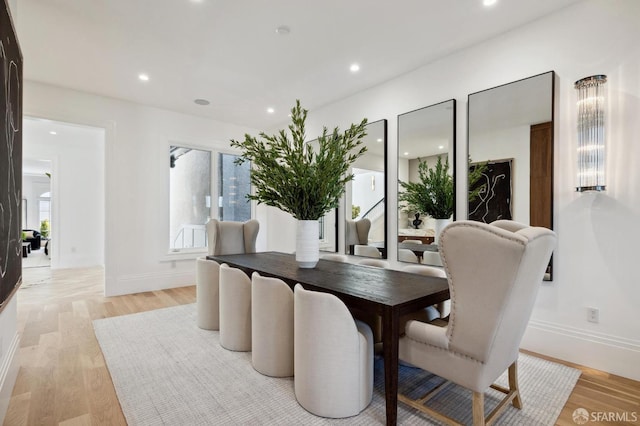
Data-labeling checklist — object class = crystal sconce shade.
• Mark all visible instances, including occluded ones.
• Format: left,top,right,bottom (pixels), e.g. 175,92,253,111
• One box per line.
575,75,607,192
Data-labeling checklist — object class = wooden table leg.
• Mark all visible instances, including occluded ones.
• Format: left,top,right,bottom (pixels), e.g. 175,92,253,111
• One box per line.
382,307,399,425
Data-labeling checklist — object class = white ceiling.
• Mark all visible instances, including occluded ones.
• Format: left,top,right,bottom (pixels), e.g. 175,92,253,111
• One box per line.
16,0,582,130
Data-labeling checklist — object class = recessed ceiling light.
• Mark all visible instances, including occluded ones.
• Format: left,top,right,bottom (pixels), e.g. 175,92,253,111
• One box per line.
376,138,382,143
275,26,290,35
49,131,57,135
483,0,497,6
438,145,444,150
350,63,360,73
267,107,275,114
194,98,210,106
404,152,409,156
138,73,150,81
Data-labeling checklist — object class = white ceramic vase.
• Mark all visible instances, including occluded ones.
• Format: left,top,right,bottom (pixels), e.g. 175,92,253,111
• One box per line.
434,218,451,245
296,220,319,268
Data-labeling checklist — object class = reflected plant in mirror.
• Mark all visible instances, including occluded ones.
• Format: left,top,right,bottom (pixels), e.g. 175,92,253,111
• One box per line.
397,100,456,265
345,119,387,259
467,71,554,279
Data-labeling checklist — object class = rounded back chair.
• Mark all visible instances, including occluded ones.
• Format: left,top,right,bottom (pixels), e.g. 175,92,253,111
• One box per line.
219,264,252,351
402,264,449,318
294,284,374,418
196,258,220,330
398,248,419,263
251,273,294,377
357,258,389,268
354,244,381,258
320,253,349,263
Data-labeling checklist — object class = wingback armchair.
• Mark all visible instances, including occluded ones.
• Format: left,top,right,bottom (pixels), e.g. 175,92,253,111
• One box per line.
398,220,556,425
346,218,371,253
206,218,259,255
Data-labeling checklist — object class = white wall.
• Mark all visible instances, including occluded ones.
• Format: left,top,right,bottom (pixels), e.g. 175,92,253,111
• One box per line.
24,82,259,296
23,124,105,269
266,0,640,380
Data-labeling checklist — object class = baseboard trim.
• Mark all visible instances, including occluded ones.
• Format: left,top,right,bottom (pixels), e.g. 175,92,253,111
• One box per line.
523,319,640,381
0,333,20,424
107,270,194,297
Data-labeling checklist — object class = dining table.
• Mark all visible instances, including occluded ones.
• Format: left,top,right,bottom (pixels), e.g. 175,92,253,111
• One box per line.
206,251,449,425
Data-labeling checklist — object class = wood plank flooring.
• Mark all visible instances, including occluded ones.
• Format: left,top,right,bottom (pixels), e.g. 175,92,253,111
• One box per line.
4,266,639,425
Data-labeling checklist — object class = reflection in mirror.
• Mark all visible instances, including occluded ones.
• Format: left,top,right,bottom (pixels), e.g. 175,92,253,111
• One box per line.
397,100,456,266
345,119,387,258
319,209,338,252
468,71,554,280
301,139,338,253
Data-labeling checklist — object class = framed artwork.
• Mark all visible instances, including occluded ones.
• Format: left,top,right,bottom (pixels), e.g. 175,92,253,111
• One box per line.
0,0,23,309
468,159,513,223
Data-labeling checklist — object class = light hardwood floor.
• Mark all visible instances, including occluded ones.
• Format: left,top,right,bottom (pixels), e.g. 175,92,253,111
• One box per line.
4,267,639,425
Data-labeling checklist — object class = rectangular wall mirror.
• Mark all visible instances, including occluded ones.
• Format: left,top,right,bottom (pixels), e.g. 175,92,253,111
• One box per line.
345,119,387,259
397,100,456,266
468,71,554,280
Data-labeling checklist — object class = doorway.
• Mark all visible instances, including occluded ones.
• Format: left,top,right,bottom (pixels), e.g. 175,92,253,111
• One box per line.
22,159,52,268
22,117,106,270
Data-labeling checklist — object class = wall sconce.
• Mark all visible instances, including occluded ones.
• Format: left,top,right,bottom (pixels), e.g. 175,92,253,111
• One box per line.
575,74,607,192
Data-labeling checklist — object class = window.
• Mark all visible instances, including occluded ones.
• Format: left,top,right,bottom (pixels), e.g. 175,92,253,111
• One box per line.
169,146,251,252
218,153,251,222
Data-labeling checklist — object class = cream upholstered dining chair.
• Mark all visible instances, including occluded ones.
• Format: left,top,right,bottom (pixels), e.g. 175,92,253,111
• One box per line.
401,264,447,321
197,219,258,330
251,273,294,377
219,264,252,351
357,258,389,268
320,253,349,263
294,284,374,418
196,258,220,330
354,244,381,258
206,218,259,255
346,218,371,247
398,220,556,426
421,249,443,267
398,248,420,263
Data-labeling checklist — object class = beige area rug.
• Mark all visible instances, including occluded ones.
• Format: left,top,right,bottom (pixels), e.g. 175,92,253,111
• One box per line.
93,304,580,425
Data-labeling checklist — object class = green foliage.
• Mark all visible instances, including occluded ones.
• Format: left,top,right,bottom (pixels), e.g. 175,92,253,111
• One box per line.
398,156,453,219
468,158,489,203
351,205,361,219
40,219,50,238
21,231,26,241
230,100,368,220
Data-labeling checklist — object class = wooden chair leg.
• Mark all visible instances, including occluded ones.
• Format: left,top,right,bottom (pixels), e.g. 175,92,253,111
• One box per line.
472,391,485,426
508,361,522,409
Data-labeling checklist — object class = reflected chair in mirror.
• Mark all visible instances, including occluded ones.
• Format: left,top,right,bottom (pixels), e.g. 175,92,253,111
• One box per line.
219,264,252,351
402,239,423,244
354,244,381,258
251,273,294,377
294,284,374,418
320,253,349,263
196,258,220,330
402,264,448,320
398,248,420,263
398,220,556,426
357,258,389,268
346,218,371,254
206,218,259,255
422,250,443,267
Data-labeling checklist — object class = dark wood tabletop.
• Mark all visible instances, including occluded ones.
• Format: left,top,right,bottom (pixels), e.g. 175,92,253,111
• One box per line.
207,251,449,425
